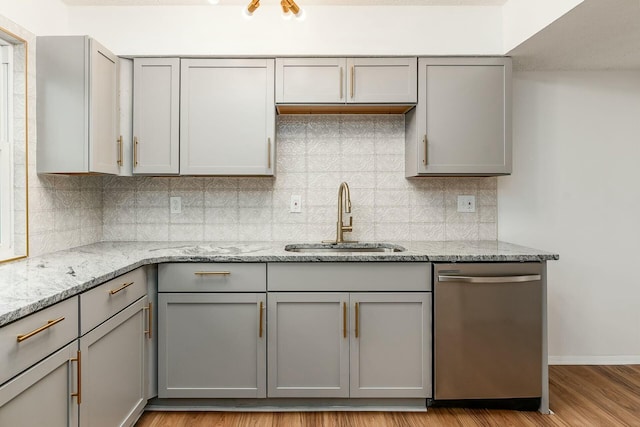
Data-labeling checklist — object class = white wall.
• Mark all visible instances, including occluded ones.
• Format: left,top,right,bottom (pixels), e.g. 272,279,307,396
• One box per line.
502,0,582,53
65,5,503,56
0,0,69,35
499,71,640,363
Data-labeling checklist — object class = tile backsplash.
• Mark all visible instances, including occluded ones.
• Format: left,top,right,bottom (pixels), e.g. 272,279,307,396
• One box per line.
29,115,497,255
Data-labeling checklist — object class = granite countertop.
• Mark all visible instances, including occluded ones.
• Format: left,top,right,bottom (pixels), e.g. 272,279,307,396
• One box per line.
0,240,558,327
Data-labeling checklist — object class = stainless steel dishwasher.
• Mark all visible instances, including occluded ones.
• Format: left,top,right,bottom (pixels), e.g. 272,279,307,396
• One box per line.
434,263,543,406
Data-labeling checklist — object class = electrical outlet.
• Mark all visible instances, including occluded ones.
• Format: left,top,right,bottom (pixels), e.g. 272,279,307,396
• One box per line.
457,195,476,213
290,195,302,213
170,196,182,214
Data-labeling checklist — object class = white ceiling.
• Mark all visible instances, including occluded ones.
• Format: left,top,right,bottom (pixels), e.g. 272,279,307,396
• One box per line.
509,0,640,70
62,0,507,5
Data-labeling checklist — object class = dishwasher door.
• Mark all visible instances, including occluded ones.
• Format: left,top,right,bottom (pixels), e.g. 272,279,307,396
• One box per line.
434,263,543,400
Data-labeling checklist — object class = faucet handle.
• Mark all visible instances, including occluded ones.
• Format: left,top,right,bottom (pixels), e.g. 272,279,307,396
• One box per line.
342,216,353,233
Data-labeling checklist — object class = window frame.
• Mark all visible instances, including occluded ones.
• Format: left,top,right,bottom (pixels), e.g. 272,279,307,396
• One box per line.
0,42,14,259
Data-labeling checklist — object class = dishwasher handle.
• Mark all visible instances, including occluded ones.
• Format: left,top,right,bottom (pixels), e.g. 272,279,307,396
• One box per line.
437,274,541,284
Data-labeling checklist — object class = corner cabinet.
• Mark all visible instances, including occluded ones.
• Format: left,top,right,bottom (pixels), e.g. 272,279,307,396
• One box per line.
132,58,180,175
275,57,417,107
180,59,275,175
405,57,512,176
37,36,121,175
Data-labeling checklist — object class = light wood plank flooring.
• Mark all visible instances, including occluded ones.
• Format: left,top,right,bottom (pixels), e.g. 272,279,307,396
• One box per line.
135,365,640,427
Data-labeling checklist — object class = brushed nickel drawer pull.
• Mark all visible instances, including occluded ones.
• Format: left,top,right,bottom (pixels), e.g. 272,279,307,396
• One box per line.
17,317,65,342
70,350,82,404
109,281,134,295
193,271,231,276
259,301,264,338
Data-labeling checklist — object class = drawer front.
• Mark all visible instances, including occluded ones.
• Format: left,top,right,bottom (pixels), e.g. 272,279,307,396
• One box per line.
268,262,431,292
80,267,147,335
159,263,266,292
0,296,78,385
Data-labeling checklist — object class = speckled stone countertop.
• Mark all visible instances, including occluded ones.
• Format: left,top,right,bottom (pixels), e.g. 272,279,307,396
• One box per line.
0,240,558,327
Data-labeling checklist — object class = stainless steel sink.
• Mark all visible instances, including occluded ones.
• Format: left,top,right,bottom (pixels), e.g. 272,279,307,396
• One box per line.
284,243,406,253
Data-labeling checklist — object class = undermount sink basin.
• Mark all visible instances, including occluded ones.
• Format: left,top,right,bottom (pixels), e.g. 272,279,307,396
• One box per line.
284,243,406,253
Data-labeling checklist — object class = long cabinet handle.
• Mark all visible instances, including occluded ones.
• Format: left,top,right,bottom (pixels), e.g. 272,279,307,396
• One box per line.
70,351,82,404
350,66,355,99
134,136,139,167
354,302,359,339
144,302,153,339
259,301,264,338
193,271,231,276
16,317,65,343
423,135,428,166
267,138,271,169
437,274,542,284
109,281,134,295
343,302,347,338
117,136,123,166
339,67,343,100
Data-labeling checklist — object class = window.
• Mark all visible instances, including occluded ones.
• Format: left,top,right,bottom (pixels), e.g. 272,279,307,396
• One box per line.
0,42,13,259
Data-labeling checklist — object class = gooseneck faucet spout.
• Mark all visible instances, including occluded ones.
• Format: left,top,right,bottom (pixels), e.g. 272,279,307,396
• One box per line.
336,182,354,243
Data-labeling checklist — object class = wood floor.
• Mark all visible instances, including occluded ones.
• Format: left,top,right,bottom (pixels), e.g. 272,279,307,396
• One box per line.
135,365,640,427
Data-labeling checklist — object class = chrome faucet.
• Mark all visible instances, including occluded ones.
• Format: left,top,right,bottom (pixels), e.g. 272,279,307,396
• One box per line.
335,181,354,243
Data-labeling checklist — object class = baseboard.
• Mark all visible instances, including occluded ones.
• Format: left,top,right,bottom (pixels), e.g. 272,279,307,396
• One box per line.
549,355,640,365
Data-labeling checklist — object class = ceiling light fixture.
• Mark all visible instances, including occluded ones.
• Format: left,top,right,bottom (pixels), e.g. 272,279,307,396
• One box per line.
243,0,304,20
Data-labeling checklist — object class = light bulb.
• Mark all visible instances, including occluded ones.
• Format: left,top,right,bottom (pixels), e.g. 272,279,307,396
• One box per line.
281,10,293,20
242,7,254,19
294,8,305,20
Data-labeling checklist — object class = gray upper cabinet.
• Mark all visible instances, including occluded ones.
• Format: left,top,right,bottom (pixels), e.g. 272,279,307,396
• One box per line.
405,57,512,176
275,57,417,105
37,36,121,175
133,58,180,175
180,58,275,176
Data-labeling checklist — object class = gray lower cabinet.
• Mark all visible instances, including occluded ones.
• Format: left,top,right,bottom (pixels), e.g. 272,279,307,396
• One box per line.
0,341,79,427
267,292,350,398
158,293,266,398
79,296,149,427
349,293,431,398
267,291,432,399
405,57,512,176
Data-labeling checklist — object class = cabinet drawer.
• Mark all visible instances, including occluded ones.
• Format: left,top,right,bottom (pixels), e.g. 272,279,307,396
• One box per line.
268,262,431,292
80,267,147,335
0,297,78,385
159,263,266,292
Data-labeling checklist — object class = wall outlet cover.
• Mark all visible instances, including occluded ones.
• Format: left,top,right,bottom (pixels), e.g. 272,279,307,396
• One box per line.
170,196,182,214
290,195,302,213
457,195,476,213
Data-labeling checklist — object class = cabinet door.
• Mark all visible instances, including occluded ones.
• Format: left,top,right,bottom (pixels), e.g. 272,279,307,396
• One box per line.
80,296,149,427
133,58,180,175
350,293,431,398
180,59,275,175
158,293,266,398
411,57,511,176
347,58,417,103
268,292,349,398
89,38,120,175
275,58,347,103
0,342,79,427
